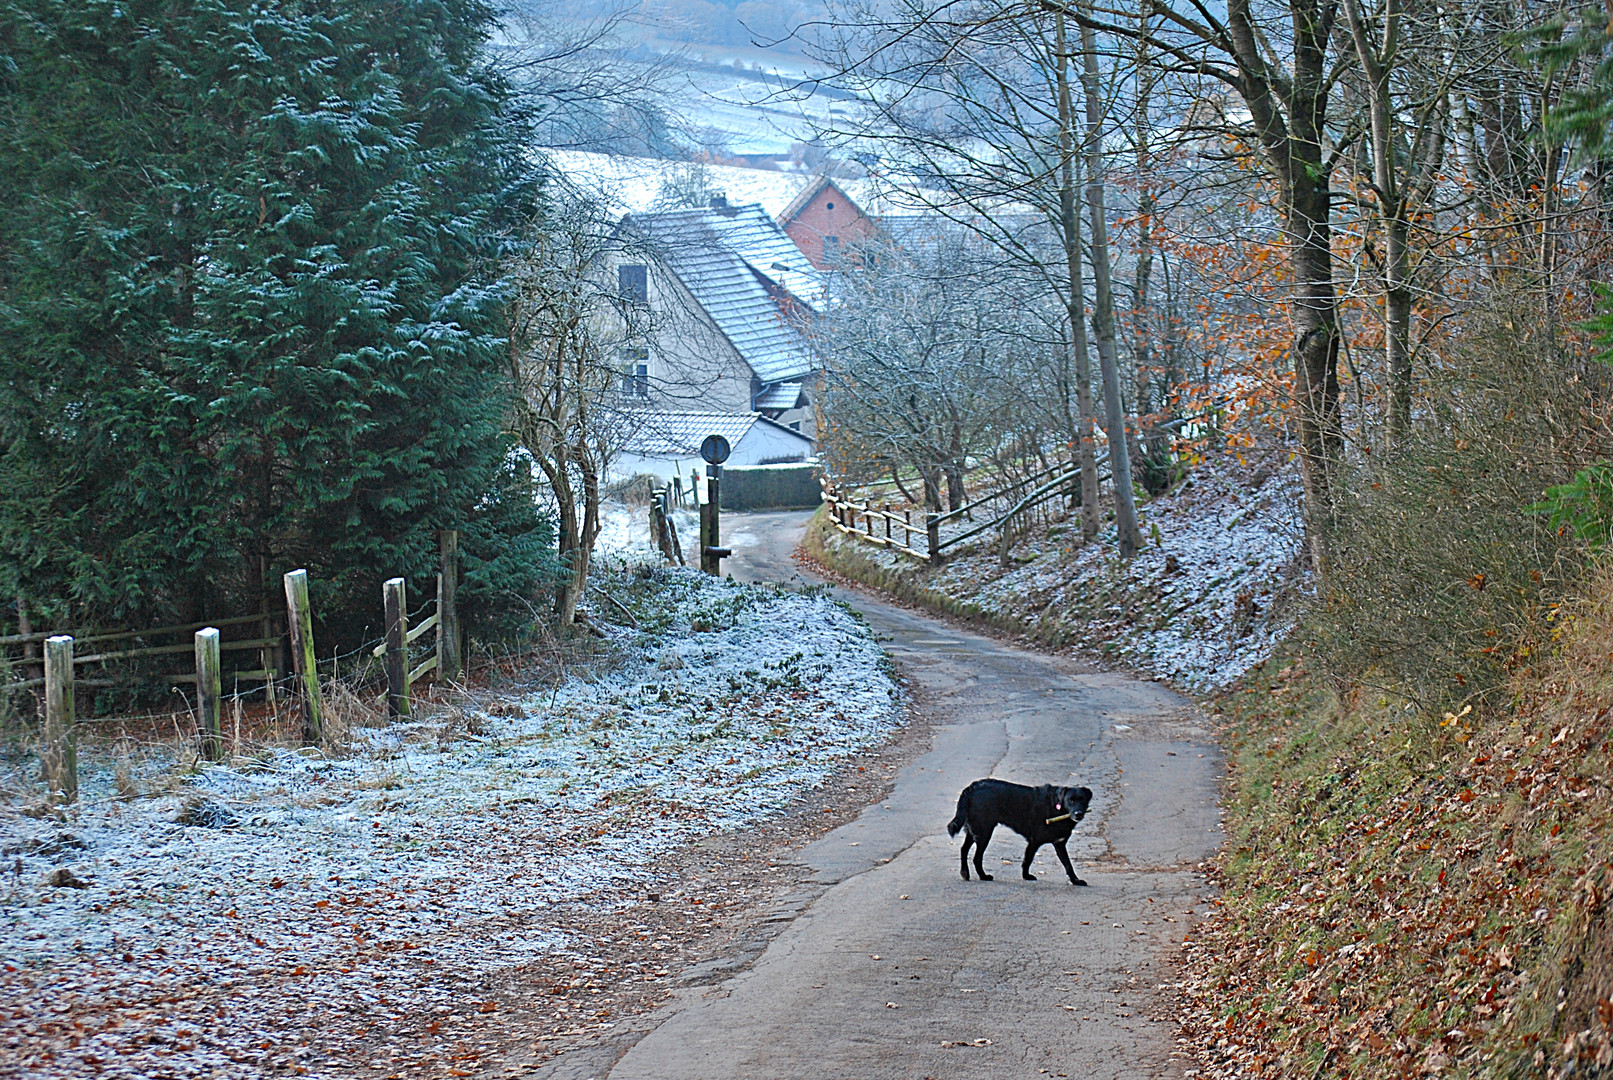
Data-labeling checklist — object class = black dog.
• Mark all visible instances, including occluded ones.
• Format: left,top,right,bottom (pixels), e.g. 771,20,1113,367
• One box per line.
946,779,1092,885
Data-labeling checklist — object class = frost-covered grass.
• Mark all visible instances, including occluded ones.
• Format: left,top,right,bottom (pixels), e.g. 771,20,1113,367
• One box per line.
0,564,900,1078
808,460,1305,691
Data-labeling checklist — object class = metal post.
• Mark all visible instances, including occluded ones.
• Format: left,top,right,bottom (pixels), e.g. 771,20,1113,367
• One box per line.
383,577,409,718
283,569,323,743
438,531,461,684
699,479,714,575
195,628,222,761
41,635,76,803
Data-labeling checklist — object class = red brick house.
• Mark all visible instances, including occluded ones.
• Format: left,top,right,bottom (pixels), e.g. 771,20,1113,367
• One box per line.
777,176,878,270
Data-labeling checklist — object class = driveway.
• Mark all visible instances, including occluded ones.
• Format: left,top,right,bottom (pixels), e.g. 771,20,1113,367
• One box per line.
607,510,1222,1079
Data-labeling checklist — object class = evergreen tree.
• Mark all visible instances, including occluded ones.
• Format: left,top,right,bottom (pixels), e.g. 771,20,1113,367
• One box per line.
0,0,551,645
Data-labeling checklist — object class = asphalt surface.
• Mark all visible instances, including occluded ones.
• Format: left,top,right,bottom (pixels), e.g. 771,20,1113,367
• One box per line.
608,511,1223,1079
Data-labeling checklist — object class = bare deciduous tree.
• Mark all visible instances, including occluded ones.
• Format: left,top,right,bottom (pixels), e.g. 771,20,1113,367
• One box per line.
506,182,645,625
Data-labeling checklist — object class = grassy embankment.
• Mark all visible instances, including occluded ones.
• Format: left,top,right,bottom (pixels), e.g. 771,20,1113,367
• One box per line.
1173,575,1613,1079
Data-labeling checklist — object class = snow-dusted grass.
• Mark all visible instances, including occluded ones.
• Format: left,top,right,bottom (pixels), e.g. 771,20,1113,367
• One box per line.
0,564,900,1077
811,461,1306,691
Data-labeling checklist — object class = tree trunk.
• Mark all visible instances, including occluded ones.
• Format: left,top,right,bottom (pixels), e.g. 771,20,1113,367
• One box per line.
1288,175,1341,578
1077,12,1143,558
1055,12,1100,544
552,460,585,627
1384,212,1412,442
1225,0,1340,577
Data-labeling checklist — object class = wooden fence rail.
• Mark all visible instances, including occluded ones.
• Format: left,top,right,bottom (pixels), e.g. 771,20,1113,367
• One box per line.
369,530,462,718
820,456,1108,565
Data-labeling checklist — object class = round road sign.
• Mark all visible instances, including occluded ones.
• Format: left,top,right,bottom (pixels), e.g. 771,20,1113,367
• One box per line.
700,434,732,465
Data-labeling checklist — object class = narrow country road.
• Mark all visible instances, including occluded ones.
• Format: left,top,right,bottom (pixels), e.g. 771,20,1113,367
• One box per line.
611,511,1221,1079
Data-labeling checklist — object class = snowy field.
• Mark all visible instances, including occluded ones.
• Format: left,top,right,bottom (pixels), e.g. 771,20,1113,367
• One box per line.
0,550,900,1076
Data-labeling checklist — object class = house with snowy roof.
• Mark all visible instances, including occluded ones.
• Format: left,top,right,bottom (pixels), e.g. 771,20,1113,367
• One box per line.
614,411,816,483
612,196,823,439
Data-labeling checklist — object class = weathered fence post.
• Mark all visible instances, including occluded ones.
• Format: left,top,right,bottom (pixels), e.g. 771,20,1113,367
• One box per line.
666,501,684,566
383,577,409,718
195,628,222,761
438,531,460,684
283,569,324,743
651,494,671,562
926,512,942,566
41,635,76,803
17,596,41,711
258,555,277,707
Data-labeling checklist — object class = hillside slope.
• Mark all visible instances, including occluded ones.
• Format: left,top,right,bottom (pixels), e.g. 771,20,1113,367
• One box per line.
1177,572,1613,1079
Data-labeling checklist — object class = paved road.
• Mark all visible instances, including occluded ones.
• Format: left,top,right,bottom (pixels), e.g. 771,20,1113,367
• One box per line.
611,511,1222,1079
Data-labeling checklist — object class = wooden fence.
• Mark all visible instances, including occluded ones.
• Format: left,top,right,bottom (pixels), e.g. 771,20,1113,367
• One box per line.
820,455,1109,564
17,528,464,802
368,530,462,718
1,612,284,697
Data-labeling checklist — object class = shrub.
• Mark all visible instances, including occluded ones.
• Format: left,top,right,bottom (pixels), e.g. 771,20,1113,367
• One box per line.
1312,299,1613,707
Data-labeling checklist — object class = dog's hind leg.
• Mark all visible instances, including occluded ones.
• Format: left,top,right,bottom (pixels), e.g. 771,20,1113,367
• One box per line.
1021,842,1041,880
958,834,973,881
971,824,995,881
1053,839,1087,886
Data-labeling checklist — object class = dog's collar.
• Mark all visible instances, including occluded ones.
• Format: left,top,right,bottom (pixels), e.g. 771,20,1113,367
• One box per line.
1045,813,1073,824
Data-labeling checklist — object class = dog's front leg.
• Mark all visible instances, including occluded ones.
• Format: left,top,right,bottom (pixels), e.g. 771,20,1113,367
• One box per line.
1053,839,1086,886
1021,842,1041,880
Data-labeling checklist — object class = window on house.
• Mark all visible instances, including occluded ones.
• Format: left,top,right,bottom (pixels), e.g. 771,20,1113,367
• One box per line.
825,201,835,210
620,348,649,397
824,236,840,255
618,264,647,304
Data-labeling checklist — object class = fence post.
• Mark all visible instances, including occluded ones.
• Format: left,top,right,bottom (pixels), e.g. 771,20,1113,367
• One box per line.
17,596,41,712
383,577,409,718
438,530,461,684
41,635,76,803
283,569,324,743
195,628,222,762
258,556,277,707
927,512,942,566
651,495,670,561
667,507,685,566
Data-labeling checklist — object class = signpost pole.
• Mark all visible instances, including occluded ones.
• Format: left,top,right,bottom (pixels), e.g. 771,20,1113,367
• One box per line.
698,434,733,576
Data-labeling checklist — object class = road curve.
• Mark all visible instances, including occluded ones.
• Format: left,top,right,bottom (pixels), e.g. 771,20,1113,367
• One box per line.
615,510,1222,1079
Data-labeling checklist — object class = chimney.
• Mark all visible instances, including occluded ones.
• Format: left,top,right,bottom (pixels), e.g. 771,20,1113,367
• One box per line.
710,194,737,216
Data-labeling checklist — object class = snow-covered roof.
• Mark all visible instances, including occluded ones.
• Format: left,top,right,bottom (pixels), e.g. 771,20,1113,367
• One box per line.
625,203,820,383
540,150,920,218
754,380,803,411
622,410,813,457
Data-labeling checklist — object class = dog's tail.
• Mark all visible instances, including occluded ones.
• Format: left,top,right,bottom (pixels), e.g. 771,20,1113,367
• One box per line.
946,786,970,837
